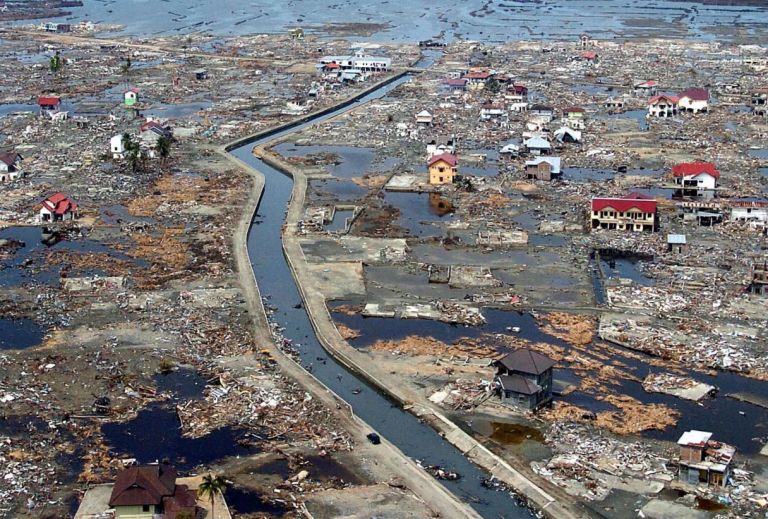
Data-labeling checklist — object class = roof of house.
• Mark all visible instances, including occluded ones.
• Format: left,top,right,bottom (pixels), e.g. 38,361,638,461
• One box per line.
525,156,561,173
126,88,140,94
530,104,553,112
667,234,687,244
678,430,713,447
581,51,597,60
0,151,20,166
428,153,457,167
496,374,542,395
445,78,467,87
37,96,61,106
679,87,710,101
416,110,433,118
496,348,555,376
169,484,197,508
592,196,657,213
463,70,491,80
525,136,551,149
648,94,680,105
635,80,658,88
41,192,78,215
108,465,177,507
672,161,720,179
564,106,585,113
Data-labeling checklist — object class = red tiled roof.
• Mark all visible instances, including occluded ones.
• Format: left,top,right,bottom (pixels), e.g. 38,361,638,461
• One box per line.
445,78,467,87
581,51,597,60
37,96,61,107
679,87,709,102
109,465,177,507
324,63,340,69
41,192,78,215
463,70,491,80
592,197,657,213
564,106,585,113
672,161,720,179
428,153,457,167
649,94,679,105
637,80,657,88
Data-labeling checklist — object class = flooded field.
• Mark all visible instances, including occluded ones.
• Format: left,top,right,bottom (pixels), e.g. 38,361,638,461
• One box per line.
0,318,45,349
46,0,768,43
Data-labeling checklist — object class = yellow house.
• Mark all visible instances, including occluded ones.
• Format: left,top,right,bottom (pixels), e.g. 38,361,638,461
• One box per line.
428,153,458,185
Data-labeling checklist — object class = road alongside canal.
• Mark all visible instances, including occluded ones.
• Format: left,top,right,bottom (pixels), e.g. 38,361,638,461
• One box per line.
223,68,586,518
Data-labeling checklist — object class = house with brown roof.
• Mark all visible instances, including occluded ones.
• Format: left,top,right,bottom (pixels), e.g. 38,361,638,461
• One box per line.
494,348,554,410
108,464,197,519
0,151,23,182
677,430,735,488
678,88,710,114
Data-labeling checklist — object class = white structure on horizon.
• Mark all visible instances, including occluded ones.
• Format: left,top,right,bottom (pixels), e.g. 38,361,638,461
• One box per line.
318,49,391,72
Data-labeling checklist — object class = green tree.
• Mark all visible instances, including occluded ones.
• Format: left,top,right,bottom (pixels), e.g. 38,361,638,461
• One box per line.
121,57,132,76
485,77,501,94
198,473,227,519
155,135,171,164
121,132,143,172
49,51,63,74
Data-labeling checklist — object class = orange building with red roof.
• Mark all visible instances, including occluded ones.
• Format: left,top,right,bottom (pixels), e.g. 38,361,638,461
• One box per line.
591,193,657,232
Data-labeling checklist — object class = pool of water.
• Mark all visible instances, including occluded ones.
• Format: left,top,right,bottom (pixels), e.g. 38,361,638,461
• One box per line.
600,257,655,286
153,368,208,400
564,167,615,182
224,486,288,516
325,209,354,232
143,101,211,120
101,404,254,469
0,318,46,349
749,148,768,159
309,179,368,201
381,191,455,237
272,143,376,179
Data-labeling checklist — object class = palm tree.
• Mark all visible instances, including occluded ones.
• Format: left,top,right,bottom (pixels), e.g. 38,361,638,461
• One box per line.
121,132,143,173
155,135,171,165
198,473,227,519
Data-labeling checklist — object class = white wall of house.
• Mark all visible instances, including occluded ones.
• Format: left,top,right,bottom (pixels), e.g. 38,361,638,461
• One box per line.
678,97,708,113
731,206,768,223
675,172,717,190
649,101,677,117
110,135,125,159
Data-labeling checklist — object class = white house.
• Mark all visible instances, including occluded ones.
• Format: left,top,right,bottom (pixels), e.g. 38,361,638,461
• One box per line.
39,192,78,222
480,104,508,121
672,161,719,198
648,94,679,117
730,200,768,226
499,142,520,158
415,110,433,125
110,135,126,159
318,49,391,72
0,151,23,182
678,88,709,114
124,88,139,106
524,136,551,155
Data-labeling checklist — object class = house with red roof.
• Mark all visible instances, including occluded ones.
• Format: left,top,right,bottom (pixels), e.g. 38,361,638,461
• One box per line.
124,87,140,107
634,80,658,96
462,68,492,90
591,194,657,232
37,96,61,117
428,153,457,185
672,161,719,198
648,94,679,118
39,192,78,222
107,464,198,519
678,88,710,114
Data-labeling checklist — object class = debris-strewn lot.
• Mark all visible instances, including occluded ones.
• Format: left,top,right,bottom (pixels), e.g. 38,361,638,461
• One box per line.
270,36,768,518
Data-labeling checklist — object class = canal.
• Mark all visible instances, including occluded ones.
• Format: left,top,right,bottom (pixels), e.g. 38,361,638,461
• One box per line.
229,61,536,518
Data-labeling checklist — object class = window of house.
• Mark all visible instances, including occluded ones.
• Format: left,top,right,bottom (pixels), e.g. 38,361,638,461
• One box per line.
142,505,151,512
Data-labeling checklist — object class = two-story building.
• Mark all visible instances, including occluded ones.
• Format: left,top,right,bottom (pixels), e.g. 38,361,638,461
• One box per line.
678,87,710,114
648,94,679,117
730,200,768,227
494,348,554,410
677,430,735,488
671,161,719,198
428,153,458,185
39,192,78,222
318,50,391,72
525,156,561,181
591,194,657,232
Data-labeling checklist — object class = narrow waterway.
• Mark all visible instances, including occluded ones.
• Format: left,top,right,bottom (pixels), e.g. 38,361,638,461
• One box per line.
230,64,536,518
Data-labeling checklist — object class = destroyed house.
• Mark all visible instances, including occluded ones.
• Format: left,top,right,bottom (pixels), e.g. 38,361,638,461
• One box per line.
0,151,23,182
591,195,657,232
677,200,723,226
318,50,390,72
39,192,78,222
445,78,468,91
677,431,734,488
672,161,719,198
140,120,172,144
634,80,658,95
462,69,492,89
730,200,768,226
426,136,455,157
749,260,768,296
752,88,768,116
494,349,554,410
109,464,197,519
